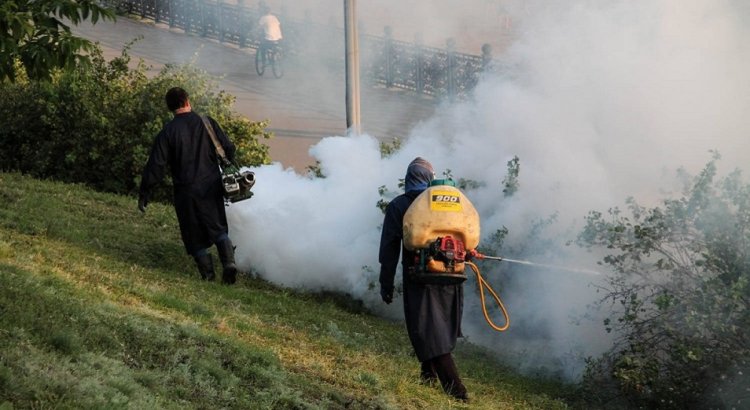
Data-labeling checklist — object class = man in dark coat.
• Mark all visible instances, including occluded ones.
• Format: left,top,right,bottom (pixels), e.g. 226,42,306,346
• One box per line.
379,157,468,401
138,87,239,284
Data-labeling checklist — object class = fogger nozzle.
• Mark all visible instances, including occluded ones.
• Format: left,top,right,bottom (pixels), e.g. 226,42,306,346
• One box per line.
469,250,600,275
468,250,501,261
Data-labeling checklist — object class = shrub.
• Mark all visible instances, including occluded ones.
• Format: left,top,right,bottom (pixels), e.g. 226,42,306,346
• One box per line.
0,41,271,199
578,153,750,409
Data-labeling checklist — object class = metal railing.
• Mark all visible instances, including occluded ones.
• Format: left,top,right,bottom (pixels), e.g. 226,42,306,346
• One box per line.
108,0,498,99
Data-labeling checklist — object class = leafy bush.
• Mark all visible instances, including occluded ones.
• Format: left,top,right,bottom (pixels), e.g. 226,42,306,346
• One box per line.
578,153,750,409
0,41,271,199
0,0,115,81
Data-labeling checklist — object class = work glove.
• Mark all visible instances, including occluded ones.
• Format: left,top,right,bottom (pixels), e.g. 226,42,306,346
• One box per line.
380,285,394,304
138,193,149,213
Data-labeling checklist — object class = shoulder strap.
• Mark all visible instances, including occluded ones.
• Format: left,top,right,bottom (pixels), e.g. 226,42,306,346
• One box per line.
199,115,227,160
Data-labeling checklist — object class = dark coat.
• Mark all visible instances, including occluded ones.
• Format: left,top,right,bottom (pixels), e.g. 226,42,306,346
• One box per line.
379,190,464,362
139,111,236,255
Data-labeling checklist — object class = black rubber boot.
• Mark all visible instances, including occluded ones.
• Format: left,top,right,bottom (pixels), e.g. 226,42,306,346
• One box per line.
420,360,438,386
432,353,469,402
194,253,215,281
216,238,237,285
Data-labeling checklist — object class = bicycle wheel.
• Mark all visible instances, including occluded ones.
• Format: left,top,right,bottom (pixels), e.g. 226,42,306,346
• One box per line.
271,49,284,78
255,48,265,76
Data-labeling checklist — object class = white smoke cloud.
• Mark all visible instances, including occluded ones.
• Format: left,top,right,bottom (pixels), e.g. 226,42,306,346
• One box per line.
228,0,750,380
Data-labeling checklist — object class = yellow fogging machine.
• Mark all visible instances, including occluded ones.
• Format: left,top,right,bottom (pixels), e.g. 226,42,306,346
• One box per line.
402,179,510,332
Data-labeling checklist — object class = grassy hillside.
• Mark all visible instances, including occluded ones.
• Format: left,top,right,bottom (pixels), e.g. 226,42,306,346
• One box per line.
0,173,575,409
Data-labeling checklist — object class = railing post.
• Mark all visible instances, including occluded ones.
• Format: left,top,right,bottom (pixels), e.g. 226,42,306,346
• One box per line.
154,0,161,23
297,9,313,55
169,0,175,28
238,2,248,47
446,37,456,100
414,32,424,95
185,0,193,33
218,2,225,42
481,43,493,71
384,25,393,88
200,0,207,37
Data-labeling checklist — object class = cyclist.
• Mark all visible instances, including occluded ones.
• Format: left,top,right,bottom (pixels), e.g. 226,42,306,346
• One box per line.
257,3,282,66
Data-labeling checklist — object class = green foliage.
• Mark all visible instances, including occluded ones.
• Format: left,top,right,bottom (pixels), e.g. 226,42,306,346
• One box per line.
306,161,326,179
0,0,115,82
456,178,484,191
379,137,402,158
0,42,271,200
376,184,394,214
502,156,520,197
372,138,405,211
441,169,484,191
578,154,750,409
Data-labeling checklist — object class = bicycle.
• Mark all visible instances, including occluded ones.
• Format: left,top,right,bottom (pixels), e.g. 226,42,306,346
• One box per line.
255,41,284,78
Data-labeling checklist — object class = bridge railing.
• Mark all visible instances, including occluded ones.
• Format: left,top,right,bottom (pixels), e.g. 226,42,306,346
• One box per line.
106,0,499,100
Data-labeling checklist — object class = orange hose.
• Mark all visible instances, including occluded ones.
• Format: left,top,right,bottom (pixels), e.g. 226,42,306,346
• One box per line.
466,261,510,332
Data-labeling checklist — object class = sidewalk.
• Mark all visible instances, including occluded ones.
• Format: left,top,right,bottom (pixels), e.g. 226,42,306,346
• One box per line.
72,17,438,172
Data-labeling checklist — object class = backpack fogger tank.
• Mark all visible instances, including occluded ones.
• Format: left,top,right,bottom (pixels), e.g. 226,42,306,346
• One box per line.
403,179,480,285
403,179,510,331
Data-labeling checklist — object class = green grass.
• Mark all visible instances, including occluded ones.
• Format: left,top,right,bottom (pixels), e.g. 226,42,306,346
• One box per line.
0,173,578,409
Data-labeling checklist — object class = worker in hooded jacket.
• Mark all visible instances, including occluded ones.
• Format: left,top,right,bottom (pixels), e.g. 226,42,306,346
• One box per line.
378,157,469,402
138,87,239,284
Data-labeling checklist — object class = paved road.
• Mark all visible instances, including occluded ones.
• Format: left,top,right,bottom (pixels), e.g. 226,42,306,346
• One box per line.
73,17,438,172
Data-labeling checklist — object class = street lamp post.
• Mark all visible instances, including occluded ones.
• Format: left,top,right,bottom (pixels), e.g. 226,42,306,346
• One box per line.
344,0,361,135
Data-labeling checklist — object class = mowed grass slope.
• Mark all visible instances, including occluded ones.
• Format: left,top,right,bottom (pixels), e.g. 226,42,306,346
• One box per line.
0,173,574,409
